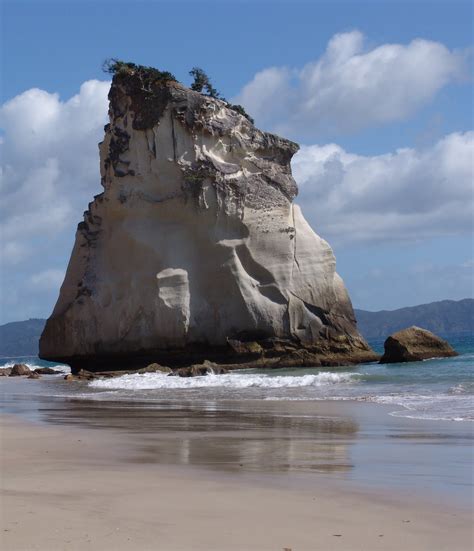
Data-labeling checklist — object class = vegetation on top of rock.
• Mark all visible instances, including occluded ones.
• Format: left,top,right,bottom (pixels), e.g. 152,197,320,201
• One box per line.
102,60,254,124
189,66,254,123
102,58,177,85
225,103,254,124
189,67,220,98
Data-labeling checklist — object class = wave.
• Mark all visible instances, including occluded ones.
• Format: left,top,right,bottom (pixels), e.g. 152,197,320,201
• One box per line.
448,382,474,395
89,370,360,391
370,394,474,422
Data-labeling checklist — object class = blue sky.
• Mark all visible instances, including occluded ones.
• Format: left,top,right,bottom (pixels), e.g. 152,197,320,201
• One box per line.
1,0,473,323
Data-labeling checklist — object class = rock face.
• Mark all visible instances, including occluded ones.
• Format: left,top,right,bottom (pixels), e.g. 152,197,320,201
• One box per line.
380,326,458,364
39,68,376,372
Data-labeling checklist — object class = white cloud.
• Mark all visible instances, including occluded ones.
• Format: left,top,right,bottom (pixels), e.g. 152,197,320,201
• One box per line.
0,75,471,323
0,80,109,266
236,31,467,136
292,131,474,244
30,269,65,291
0,80,109,323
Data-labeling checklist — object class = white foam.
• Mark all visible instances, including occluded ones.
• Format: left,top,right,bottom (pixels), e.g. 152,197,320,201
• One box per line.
89,371,359,391
370,394,474,422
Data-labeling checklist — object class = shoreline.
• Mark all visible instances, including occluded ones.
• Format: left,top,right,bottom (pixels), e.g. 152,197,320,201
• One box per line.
1,413,472,550
1,375,473,503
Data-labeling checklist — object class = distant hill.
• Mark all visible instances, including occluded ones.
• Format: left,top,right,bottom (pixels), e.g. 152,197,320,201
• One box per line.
1,299,472,356
355,299,474,340
0,318,46,357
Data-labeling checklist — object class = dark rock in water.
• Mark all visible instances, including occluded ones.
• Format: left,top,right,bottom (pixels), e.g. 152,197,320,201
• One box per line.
9,363,31,376
28,372,40,379
380,326,458,364
39,64,376,373
34,367,62,375
175,360,228,377
64,363,173,381
138,363,172,374
174,367,194,378
71,369,95,380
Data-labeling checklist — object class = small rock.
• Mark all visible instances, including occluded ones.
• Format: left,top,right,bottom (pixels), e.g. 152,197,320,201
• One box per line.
185,361,229,377
380,326,458,364
34,367,62,375
9,364,31,376
28,372,40,379
209,364,229,375
173,361,229,377
138,363,172,374
76,369,96,380
174,367,193,378
0,368,12,377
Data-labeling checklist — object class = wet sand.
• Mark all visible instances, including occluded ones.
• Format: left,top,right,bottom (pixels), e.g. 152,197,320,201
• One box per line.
1,390,473,550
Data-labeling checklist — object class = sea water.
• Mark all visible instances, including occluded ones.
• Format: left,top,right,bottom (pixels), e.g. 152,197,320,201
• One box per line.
1,333,472,422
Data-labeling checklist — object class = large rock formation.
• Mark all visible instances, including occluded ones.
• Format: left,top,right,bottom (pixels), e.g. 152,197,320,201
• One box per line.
40,67,377,372
380,326,458,364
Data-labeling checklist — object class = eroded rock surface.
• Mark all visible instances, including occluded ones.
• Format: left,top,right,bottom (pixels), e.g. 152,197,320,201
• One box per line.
40,68,376,372
380,326,458,364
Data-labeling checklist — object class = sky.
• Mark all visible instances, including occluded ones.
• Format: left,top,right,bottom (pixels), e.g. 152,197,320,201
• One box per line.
1,0,473,324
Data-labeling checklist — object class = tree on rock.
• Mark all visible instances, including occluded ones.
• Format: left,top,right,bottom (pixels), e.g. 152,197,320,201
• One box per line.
189,67,220,98
189,67,254,123
102,58,176,83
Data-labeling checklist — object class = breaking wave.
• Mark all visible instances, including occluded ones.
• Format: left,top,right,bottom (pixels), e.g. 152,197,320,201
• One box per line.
89,370,360,391
368,393,474,422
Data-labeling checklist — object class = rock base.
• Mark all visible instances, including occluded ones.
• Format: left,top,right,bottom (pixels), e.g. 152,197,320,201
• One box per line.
50,336,379,376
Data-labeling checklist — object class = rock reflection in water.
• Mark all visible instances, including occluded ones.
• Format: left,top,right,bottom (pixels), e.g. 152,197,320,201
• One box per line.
39,398,358,474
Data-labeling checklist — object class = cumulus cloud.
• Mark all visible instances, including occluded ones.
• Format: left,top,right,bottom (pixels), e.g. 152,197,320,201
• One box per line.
236,31,467,136
0,75,471,322
0,80,109,322
0,80,109,261
292,131,474,245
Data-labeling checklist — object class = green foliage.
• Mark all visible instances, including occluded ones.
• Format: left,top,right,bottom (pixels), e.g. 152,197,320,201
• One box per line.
102,58,177,84
226,103,254,124
102,60,254,125
189,67,254,123
189,67,207,93
189,67,220,98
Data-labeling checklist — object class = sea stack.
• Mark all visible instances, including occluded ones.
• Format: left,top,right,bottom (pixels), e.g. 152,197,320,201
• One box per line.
39,65,376,372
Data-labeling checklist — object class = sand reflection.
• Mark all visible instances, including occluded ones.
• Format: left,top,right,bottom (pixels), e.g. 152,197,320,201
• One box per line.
38,398,359,474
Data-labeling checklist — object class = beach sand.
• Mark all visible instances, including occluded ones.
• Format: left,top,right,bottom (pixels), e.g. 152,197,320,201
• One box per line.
1,410,472,551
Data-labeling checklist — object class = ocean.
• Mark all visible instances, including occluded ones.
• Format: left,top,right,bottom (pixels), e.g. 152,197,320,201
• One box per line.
1,333,472,423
